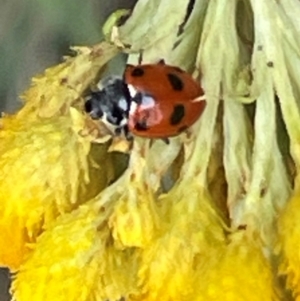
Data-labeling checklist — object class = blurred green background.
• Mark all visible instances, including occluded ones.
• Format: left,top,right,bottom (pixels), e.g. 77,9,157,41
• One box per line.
0,0,137,113
0,0,137,300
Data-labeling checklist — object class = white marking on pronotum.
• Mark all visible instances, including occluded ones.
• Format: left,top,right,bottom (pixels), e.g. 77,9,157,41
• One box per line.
128,84,138,98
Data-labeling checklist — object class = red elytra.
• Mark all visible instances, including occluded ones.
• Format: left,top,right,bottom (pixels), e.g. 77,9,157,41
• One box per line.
124,62,206,138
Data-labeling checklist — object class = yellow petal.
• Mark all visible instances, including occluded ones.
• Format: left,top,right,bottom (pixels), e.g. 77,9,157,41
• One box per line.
12,200,140,301
278,192,300,297
0,111,116,270
193,232,281,301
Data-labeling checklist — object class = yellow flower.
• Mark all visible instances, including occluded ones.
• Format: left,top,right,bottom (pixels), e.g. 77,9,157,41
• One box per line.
0,43,120,270
1,0,300,300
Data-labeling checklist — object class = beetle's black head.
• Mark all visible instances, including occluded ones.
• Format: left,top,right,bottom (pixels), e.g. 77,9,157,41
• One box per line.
85,77,131,129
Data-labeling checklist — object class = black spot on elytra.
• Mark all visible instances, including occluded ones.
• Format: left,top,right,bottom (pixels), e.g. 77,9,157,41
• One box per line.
170,105,185,125
177,125,188,133
167,73,184,91
131,67,145,77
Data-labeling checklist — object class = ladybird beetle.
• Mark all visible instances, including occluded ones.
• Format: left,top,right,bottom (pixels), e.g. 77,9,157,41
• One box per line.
85,60,206,140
